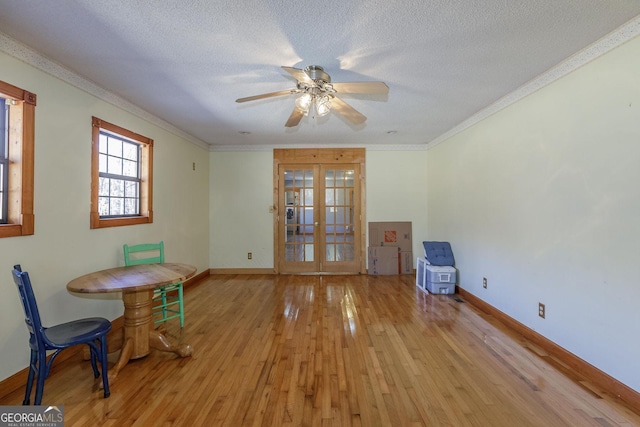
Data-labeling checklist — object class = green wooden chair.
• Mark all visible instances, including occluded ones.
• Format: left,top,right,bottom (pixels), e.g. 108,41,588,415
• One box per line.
123,241,184,328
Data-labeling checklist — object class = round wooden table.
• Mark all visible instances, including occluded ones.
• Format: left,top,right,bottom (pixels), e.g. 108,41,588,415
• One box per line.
67,263,197,379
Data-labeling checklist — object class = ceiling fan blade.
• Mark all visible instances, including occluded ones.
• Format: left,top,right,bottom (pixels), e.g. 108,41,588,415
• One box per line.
236,90,295,103
331,81,389,94
282,66,316,86
285,107,305,127
331,97,367,125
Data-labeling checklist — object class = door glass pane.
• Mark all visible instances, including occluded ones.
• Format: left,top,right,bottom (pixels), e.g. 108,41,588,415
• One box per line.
285,243,295,261
326,244,335,262
304,189,313,206
325,170,334,187
325,188,334,205
304,244,314,261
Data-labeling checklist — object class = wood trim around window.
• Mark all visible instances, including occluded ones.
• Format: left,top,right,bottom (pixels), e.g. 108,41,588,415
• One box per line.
0,80,36,239
90,117,153,229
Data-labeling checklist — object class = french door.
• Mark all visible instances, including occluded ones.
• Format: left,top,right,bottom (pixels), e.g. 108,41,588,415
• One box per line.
276,151,364,274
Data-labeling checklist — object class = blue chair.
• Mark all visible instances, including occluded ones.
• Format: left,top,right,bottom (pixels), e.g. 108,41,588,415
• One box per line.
123,241,184,327
12,265,111,405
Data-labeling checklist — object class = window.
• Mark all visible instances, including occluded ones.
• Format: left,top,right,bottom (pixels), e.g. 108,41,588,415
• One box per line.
0,80,36,238
91,117,153,229
1,98,8,223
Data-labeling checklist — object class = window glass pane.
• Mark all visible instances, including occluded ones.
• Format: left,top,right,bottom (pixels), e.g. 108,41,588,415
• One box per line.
110,179,124,197
99,134,108,154
122,141,138,160
123,160,137,177
335,170,345,186
107,137,122,157
98,177,110,196
98,197,109,216
110,197,124,216
335,189,345,205
125,198,138,215
125,180,138,197
108,156,122,175
99,153,107,173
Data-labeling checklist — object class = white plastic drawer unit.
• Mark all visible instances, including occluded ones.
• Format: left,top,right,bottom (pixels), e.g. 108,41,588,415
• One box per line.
425,265,456,284
416,258,457,294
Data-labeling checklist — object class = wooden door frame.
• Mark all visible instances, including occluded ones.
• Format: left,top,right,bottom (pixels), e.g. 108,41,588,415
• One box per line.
273,148,366,274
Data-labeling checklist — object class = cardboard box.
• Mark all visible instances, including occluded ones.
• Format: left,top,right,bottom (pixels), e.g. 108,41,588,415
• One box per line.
368,246,399,275
399,251,413,275
369,222,413,273
369,222,412,252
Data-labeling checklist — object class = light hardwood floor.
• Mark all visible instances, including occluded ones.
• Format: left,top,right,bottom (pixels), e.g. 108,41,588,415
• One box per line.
2,274,639,426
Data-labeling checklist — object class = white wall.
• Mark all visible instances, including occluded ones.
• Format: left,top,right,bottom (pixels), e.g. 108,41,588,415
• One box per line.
210,150,275,269
0,51,210,382
209,149,428,270
426,35,640,392
366,149,428,262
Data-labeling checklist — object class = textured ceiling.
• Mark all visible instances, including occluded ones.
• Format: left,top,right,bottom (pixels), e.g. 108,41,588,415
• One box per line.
1,1,639,149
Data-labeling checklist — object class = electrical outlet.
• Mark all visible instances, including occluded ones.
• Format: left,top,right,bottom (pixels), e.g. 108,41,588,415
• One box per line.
247,252,252,260
483,277,487,289
538,302,546,319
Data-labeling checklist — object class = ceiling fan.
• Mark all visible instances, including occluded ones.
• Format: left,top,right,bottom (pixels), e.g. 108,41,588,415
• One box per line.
236,65,389,127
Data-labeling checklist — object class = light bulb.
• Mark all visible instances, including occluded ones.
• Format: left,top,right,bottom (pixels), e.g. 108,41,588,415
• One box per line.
315,95,331,117
295,93,312,115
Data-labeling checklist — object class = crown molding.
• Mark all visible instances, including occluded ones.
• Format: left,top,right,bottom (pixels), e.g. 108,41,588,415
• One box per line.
209,143,427,152
0,32,210,151
427,15,640,149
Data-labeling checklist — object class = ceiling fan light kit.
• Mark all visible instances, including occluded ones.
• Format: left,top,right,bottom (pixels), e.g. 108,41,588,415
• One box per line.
236,65,388,127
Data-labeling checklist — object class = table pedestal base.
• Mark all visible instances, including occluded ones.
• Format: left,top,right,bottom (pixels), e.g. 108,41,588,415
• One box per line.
103,289,192,381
